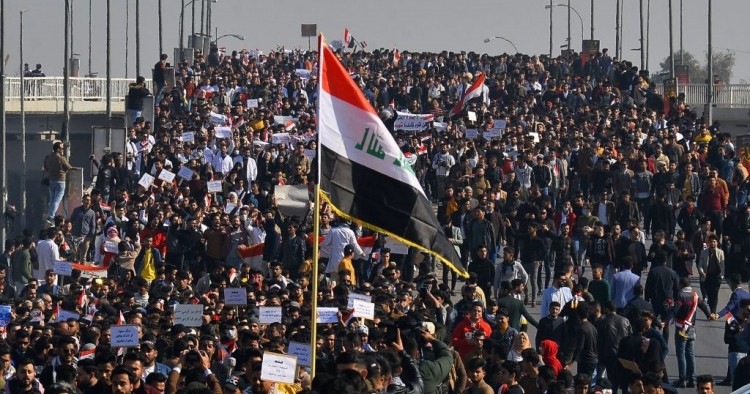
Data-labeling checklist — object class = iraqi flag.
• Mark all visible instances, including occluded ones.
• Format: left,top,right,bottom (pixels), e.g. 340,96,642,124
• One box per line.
344,28,353,48
393,49,401,67
449,73,486,118
316,34,467,277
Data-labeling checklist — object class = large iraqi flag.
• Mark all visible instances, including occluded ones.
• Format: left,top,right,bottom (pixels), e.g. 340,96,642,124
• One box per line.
316,34,467,277
449,73,487,118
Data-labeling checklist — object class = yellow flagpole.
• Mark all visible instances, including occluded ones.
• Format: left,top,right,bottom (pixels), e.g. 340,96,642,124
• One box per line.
310,184,320,378
310,32,324,380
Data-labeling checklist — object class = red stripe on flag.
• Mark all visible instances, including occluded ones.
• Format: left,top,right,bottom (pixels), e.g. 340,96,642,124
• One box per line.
320,36,377,116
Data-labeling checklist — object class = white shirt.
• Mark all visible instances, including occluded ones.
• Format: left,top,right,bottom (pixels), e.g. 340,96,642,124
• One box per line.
321,226,364,274
233,155,258,183
212,153,234,175
35,239,60,280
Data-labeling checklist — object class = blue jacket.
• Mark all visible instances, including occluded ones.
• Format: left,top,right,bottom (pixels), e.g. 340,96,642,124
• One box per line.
718,288,750,318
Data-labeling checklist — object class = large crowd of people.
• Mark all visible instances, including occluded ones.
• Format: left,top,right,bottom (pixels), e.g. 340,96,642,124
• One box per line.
0,40,748,394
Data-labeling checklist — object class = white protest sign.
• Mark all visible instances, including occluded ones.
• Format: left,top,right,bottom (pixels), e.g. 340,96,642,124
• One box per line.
347,292,372,308
79,269,108,279
158,170,176,183
223,287,247,306
246,99,259,108
295,69,312,80
0,306,10,327
288,342,312,367
394,111,433,131
214,126,232,139
271,132,291,145
465,129,478,139
57,310,80,322
209,112,227,125
527,131,540,143
273,116,293,126
316,307,340,324
484,128,502,138
385,236,409,255
224,202,237,214
304,149,317,159
352,299,375,320
111,325,141,347
495,119,507,130
253,140,269,148
259,306,283,324
173,304,204,327
181,132,195,142
138,173,155,189
177,166,195,180
467,111,477,122
54,261,73,276
206,180,223,193
103,241,118,254
260,352,297,384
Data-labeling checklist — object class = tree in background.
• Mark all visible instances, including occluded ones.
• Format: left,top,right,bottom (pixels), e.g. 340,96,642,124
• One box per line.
658,50,736,83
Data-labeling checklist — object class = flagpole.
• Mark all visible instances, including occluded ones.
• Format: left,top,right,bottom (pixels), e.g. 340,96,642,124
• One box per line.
310,32,324,380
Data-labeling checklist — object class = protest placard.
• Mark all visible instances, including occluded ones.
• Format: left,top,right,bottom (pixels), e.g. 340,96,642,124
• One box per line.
304,149,317,159
54,261,73,276
206,180,222,193
467,111,477,122
57,310,80,322
288,342,312,367
484,128,502,138
465,129,478,139
138,173,155,189
347,292,372,308
246,99,259,108
181,132,195,142
158,170,176,183
316,307,339,324
260,352,297,384
352,299,375,320
111,325,140,347
223,288,247,306
271,132,291,145
174,304,203,327
384,237,409,255
259,307,282,324
273,116,293,125
214,126,232,139
177,166,195,180
224,202,237,214
0,306,10,327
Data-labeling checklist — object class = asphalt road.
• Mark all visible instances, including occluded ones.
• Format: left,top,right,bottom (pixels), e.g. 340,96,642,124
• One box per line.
440,258,738,394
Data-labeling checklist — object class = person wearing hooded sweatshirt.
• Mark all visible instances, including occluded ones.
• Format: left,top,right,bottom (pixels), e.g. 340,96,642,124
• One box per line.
540,339,563,378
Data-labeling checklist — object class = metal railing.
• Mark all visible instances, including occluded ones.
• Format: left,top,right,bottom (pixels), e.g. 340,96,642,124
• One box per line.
2,77,153,102
655,83,750,108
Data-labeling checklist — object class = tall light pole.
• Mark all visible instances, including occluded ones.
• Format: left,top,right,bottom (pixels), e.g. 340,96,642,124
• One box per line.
63,0,71,157
158,0,163,57
19,9,27,229
707,0,713,124
179,0,185,61
679,0,684,65
0,0,6,246
549,0,553,57
590,0,594,39
136,0,141,77
106,0,112,147
639,0,645,70
213,34,246,47
201,0,205,37
567,0,571,51
88,0,92,76
668,0,675,78
546,4,585,46
483,36,519,54
615,0,620,59
191,0,196,40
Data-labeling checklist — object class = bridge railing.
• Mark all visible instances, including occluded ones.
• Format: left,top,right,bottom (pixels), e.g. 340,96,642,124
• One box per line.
655,83,750,108
2,77,153,102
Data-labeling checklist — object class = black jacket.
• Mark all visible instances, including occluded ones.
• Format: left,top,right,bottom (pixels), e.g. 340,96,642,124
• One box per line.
596,312,632,361
644,263,680,306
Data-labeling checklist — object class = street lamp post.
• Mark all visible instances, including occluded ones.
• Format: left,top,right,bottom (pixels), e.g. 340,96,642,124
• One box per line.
545,4,584,49
213,34,245,46
707,0,713,124
19,9,27,229
482,36,518,54
63,0,71,156
136,0,140,77
0,0,6,246
549,0,553,57
106,0,111,146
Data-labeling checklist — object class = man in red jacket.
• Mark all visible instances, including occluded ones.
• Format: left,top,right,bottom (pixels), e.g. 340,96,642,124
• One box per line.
699,176,727,241
451,302,493,358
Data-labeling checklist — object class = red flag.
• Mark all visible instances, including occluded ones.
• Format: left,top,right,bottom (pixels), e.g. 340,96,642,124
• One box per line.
449,73,486,118
118,310,126,325
393,49,400,67
344,28,352,47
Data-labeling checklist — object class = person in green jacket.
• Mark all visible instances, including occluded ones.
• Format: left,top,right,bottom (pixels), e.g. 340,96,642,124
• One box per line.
405,328,454,394
10,238,33,296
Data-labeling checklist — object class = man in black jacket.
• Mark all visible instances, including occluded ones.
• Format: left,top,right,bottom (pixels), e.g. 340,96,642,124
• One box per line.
126,76,151,126
645,248,680,343
597,301,632,394
468,245,495,298
570,303,598,376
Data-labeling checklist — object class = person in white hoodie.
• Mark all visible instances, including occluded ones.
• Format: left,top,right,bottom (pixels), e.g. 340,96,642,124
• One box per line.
494,246,529,300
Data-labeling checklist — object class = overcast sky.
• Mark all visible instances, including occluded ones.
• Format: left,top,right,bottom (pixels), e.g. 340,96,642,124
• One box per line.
5,0,750,82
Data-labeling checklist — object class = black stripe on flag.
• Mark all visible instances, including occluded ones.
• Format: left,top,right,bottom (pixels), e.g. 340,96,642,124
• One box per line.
320,145,466,276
